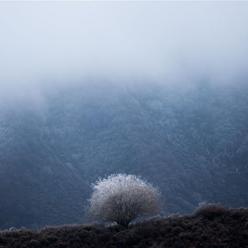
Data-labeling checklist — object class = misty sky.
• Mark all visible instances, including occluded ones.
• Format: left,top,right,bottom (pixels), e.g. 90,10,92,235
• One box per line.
0,1,248,90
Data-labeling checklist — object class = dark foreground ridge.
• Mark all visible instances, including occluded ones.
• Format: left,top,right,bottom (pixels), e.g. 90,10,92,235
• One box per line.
1,206,248,248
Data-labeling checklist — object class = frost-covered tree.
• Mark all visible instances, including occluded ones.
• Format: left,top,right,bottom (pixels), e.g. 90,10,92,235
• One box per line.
88,174,160,227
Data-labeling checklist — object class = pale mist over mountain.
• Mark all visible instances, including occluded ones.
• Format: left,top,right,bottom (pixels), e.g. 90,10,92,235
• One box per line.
0,2,248,229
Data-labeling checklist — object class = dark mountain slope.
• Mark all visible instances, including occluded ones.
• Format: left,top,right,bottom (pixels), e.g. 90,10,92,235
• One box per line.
1,82,248,228
1,206,248,248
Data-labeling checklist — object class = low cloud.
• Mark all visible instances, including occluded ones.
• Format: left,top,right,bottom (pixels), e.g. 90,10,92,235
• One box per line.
0,1,247,90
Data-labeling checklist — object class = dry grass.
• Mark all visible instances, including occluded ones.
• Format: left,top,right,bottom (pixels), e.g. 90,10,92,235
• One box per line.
1,206,248,248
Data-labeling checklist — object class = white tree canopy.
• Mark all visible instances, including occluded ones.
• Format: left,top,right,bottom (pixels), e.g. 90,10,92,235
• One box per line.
89,174,161,227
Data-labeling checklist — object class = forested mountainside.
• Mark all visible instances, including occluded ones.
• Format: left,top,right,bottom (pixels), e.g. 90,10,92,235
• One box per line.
0,81,248,229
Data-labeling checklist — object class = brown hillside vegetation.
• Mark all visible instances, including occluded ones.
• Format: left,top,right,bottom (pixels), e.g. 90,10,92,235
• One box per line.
0,206,248,248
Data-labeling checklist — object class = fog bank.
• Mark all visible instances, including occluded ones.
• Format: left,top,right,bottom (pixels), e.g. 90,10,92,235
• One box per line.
0,2,247,90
